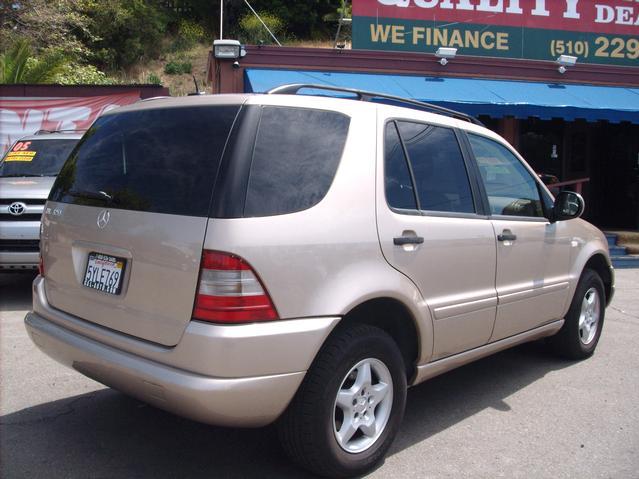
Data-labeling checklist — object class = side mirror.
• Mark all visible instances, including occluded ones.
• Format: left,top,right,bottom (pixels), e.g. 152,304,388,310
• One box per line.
551,191,585,223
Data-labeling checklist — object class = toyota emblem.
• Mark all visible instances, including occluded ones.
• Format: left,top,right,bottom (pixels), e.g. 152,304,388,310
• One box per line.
8,202,27,216
96,209,110,229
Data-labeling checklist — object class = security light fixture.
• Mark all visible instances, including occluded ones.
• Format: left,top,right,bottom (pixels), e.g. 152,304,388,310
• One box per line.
436,47,457,66
214,39,246,60
556,55,578,74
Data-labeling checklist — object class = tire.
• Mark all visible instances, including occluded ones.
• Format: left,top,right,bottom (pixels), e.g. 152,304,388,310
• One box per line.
550,269,605,360
278,324,407,478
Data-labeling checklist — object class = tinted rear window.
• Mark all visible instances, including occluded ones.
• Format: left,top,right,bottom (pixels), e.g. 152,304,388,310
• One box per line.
50,106,240,217
1,139,79,177
243,106,350,217
396,121,475,214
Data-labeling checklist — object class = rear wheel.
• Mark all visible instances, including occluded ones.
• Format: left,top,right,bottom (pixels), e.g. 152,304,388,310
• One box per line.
278,324,407,478
550,269,605,359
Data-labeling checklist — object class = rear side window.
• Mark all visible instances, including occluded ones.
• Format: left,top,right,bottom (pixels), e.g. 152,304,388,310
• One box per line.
243,106,350,217
392,121,475,214
50,105,240,217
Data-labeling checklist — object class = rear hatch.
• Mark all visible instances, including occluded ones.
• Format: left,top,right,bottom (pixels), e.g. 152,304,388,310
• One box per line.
42,101,242,346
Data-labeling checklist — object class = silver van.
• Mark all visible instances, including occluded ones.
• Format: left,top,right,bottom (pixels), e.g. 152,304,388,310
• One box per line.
1,131,82,270
25,86,613,477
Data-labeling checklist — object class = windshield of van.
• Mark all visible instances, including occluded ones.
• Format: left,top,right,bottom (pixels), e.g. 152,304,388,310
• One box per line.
49,105,241,217
0,139,79,177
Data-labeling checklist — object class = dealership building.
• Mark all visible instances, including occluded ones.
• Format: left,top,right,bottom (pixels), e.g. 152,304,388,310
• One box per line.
210,0,639,231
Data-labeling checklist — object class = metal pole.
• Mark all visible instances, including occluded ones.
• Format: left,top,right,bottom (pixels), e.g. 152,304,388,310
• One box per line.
220,0,223,39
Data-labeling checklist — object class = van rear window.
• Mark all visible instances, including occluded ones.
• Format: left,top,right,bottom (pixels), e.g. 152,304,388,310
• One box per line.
49,105,240,217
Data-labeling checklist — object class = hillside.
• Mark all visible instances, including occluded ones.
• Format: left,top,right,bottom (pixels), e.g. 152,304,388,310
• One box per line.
137,40,336,96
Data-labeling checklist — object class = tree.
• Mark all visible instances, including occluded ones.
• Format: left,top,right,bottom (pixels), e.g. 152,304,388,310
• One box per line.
79,0,169,70
0,39,68,84
0,0,91,60
167,0,341,39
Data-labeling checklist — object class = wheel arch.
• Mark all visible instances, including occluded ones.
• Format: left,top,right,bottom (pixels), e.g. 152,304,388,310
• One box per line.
333,297,421,382
583,253,614,306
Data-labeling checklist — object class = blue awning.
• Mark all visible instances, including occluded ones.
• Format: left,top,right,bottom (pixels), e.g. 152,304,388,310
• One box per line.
244,68,639,124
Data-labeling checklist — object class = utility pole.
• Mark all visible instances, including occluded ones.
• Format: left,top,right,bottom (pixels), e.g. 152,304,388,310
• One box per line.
219,0,223,39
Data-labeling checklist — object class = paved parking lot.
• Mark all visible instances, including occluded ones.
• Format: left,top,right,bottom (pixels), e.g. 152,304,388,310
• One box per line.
1,270,638,478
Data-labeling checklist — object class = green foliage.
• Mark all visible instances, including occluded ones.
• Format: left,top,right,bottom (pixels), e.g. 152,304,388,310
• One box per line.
1,0,344,86
323,0,352,22
146,73,163,85
168,0,340,40
1,0,92,61
170,19,206,52
79,0,169,70
239,12,284,45
54,64,117,85
0,39,69,84
234,1,340,39
164,61,192,75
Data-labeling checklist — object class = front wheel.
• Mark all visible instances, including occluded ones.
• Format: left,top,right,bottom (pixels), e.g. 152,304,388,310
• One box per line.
278,324,407,478
550,269,605,359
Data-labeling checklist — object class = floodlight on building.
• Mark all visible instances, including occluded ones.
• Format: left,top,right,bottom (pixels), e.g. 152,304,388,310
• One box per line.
436,47,457,66
214,39,246,60
556,55,578,74
435,47,457,67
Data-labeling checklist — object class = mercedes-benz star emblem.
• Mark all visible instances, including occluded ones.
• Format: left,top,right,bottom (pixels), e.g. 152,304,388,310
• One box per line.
8,202,27,216
96,209,110,229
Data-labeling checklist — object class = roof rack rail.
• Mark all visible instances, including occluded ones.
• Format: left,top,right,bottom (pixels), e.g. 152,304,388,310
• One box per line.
137,96,171,103
35,129,87,135
266,83,484,126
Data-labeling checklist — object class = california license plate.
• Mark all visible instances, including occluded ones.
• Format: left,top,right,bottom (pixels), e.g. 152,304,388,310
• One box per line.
83,252,126,295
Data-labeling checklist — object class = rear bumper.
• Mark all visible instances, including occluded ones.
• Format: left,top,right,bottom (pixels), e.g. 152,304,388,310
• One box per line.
25,276,340,427
25,312,307,427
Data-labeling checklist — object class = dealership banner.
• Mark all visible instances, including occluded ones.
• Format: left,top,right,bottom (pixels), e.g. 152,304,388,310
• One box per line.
353,0,639,66
0,93,140,154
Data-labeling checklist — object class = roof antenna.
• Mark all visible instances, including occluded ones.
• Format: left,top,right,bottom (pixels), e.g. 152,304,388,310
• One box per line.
189,75,205,96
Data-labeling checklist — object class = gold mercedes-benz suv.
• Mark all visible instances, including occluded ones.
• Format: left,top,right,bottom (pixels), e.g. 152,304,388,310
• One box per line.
25,85,613,478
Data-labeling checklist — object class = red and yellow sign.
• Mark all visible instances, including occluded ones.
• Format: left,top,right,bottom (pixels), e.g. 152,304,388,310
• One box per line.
352,0,639,66
5,141,36,161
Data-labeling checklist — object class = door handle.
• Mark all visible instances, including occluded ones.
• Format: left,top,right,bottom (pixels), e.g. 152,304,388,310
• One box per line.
393,236,424,246
497,230,517,242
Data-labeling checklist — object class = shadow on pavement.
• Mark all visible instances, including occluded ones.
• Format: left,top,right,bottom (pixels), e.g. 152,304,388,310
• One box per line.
0,340,573,478
393,341,572,453
1,389,310,479
0,272,36,312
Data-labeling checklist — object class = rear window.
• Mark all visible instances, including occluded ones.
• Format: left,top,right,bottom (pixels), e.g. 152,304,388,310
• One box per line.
1,139,79,177
243,106,350,217
49,105,240,217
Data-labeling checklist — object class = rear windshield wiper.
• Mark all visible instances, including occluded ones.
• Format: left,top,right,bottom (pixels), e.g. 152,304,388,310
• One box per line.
68,189,113,203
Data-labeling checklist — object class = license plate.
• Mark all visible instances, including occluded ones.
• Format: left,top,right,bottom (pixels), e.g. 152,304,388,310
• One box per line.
83,252,126,295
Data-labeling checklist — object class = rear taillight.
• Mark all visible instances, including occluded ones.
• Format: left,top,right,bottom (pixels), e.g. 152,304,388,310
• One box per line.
192,250,278,323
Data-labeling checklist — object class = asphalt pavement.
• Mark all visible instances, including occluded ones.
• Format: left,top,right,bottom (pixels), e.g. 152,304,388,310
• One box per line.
1,270,638,478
